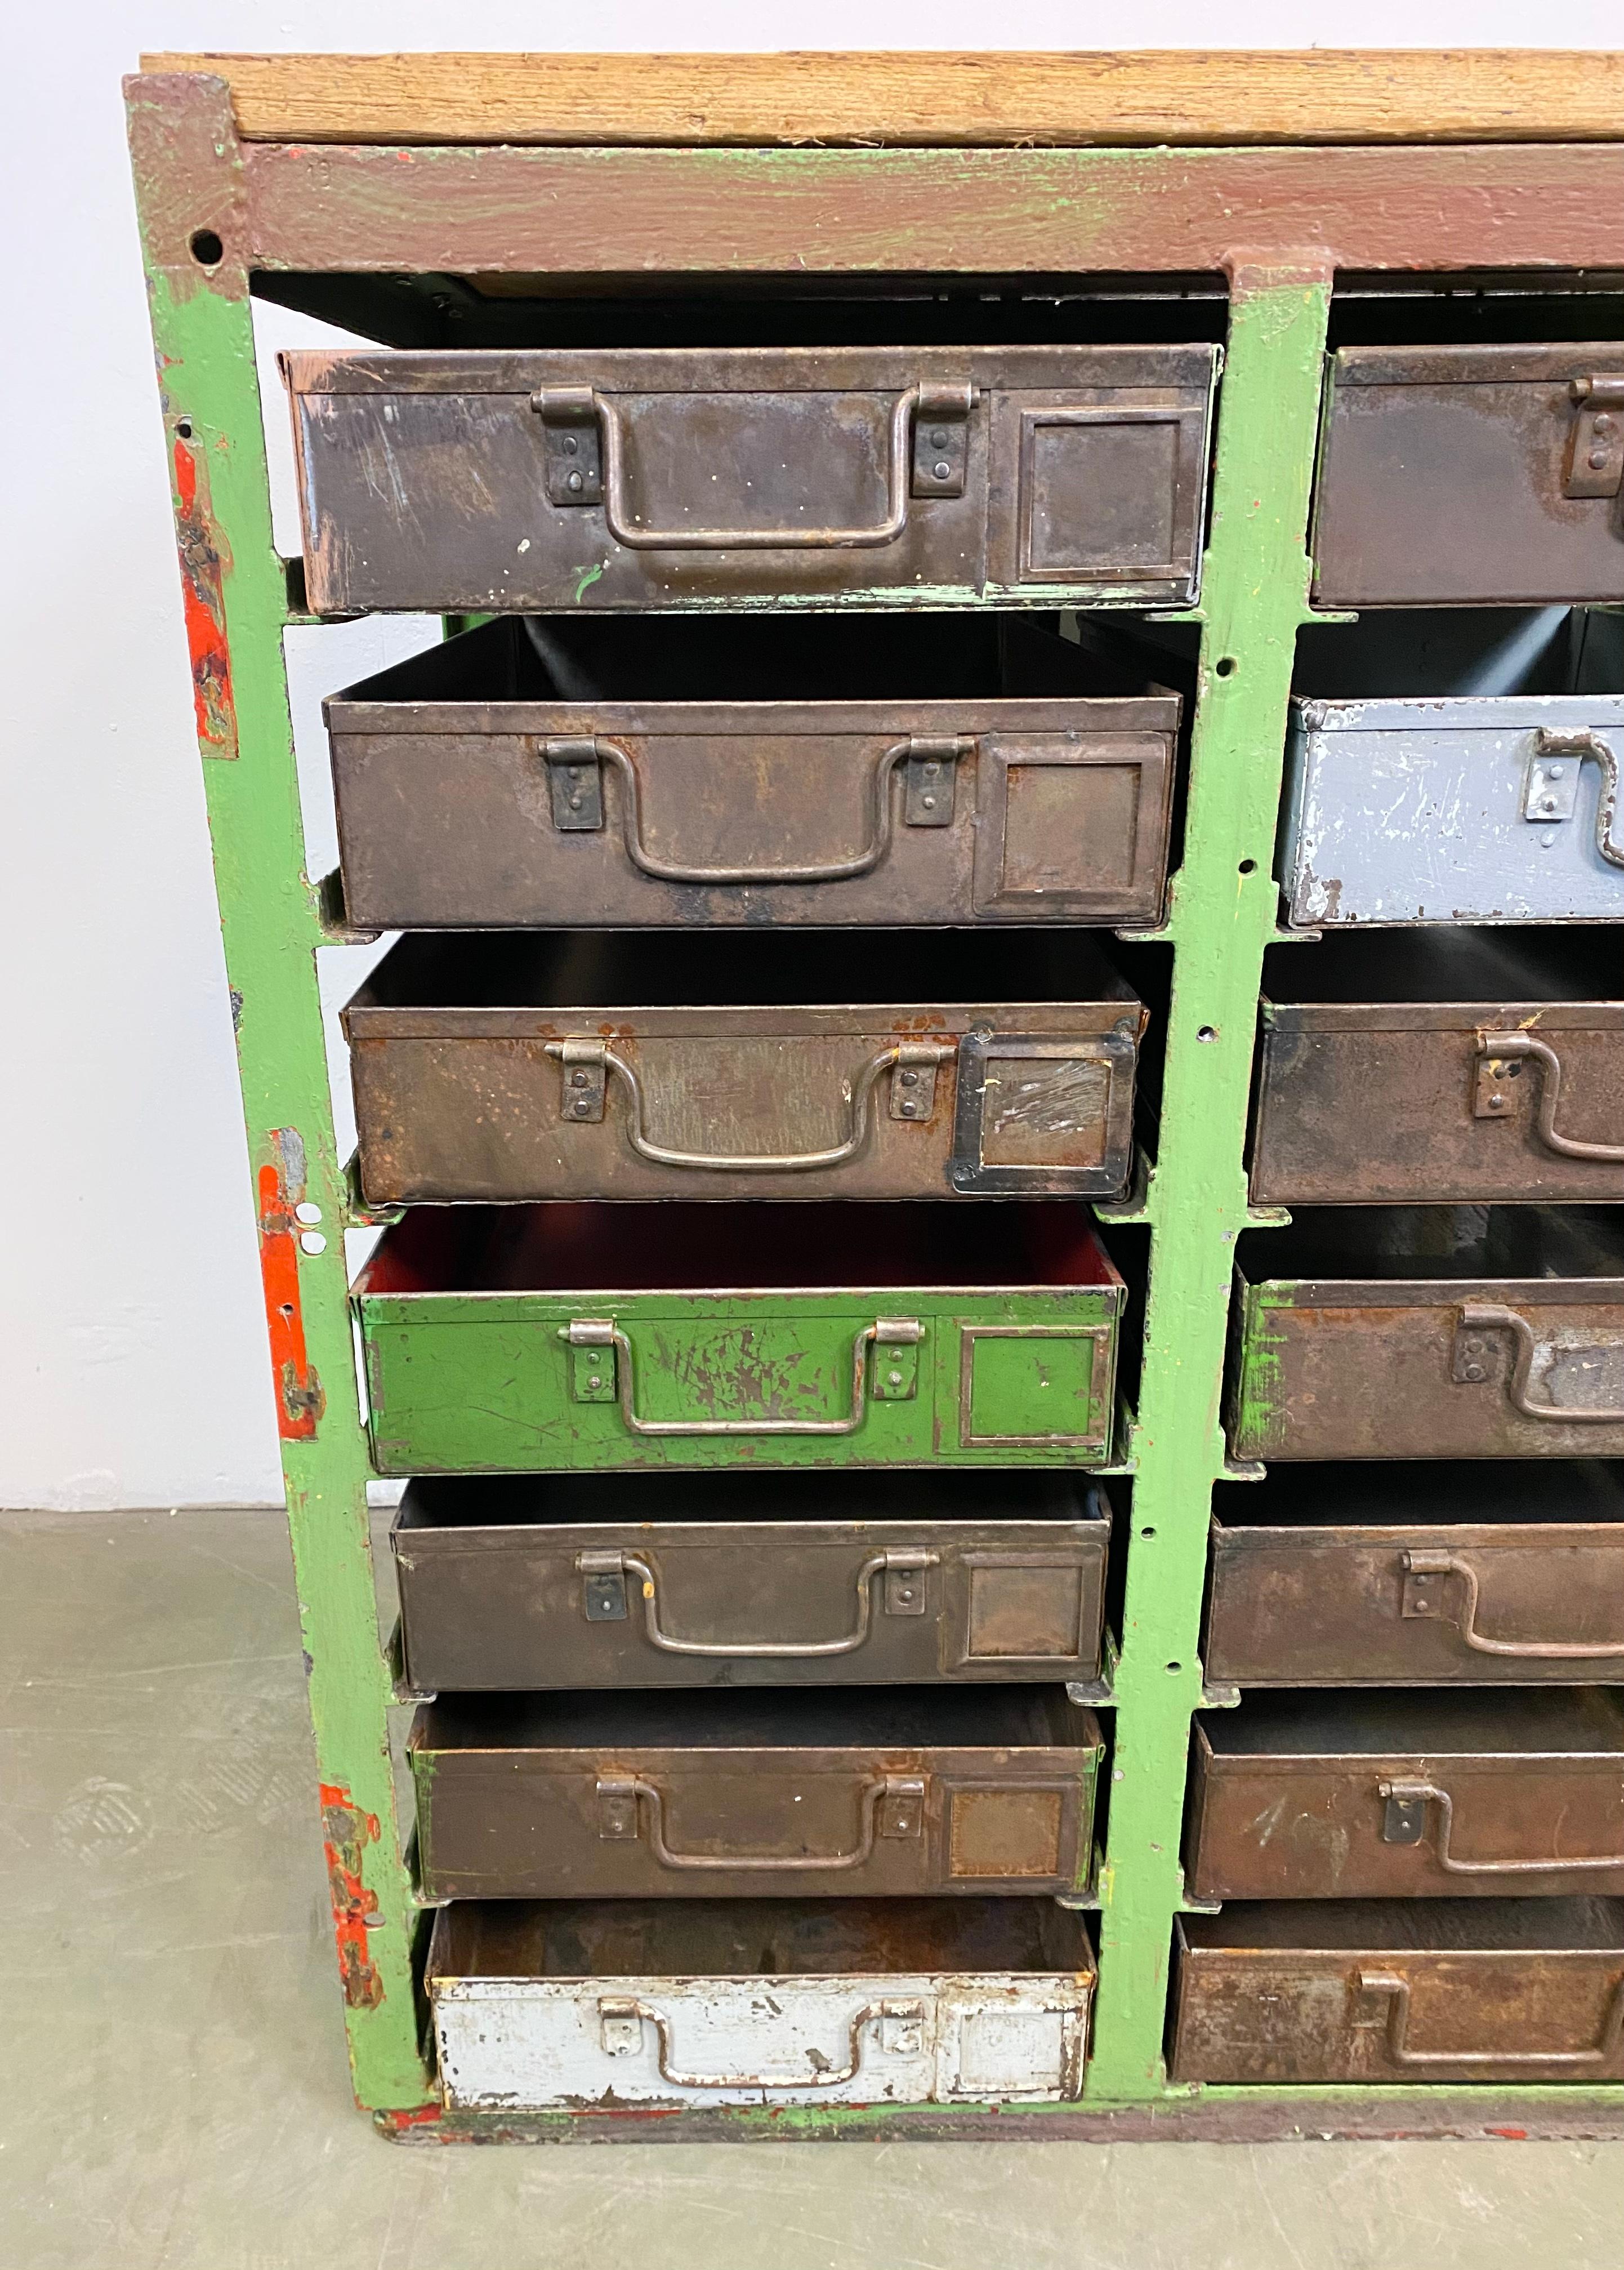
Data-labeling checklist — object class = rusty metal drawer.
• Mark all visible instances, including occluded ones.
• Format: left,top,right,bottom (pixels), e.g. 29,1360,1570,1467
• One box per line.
282,344,1219,615
343,932,1146,1207
427,1898,1096,2109
1251,933,1624,1205
1206,1464,1624,1686
1229,1209,1624,1461
355,1200,1126,1476
393,1470,1111,1693
1311,345,1624,607
1281,695,1624,929
1172,1900,1624,2084
324,614,1179,932
1186,1689,1624,1901
409,1686,1103,1902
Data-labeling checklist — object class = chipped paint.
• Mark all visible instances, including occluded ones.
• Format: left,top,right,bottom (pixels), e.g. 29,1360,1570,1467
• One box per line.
171,430,238,757
320,1781,385,2010
256,1133,325,1440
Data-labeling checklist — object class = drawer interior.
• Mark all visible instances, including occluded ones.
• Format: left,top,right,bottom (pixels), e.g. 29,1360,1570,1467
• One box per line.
1211,1460,1624,1532
397,1468,1106,1532
429,1895,1097,1982
1261,928,1624,1009
1180,1896,1624,1958
1237,1204,1624,1284
1198,1685,1624,1760
355,1199,1125,1295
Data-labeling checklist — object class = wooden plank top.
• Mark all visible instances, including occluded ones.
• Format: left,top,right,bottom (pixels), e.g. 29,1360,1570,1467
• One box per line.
137,49,1624,149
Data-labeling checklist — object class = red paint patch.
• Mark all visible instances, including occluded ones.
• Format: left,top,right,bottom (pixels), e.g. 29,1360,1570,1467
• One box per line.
171,433,237,758
257,1140,325,1440
320,1781,385,2011
380,2103,443,2134
1488,2127,1529,2141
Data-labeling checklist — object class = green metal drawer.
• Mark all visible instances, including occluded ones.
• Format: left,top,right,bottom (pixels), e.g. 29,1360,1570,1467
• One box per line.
355,1201,1125,1475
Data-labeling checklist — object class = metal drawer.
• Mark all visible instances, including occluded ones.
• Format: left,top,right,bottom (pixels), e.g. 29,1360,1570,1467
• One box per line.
1172,1900,1624,2085
1251,934,1624,1204
1280,695,1624,928
1186,1689,1624,1901
409,1686,1102,1902
1229,1210,1624,1461
324,615,1179,932
343,933,1146,1206
1205,1464,1624,1686
393,1470,1111,1693
282,344,1219,615
427,1898,1096,2109
355,1200,1126,1475
1311,344,1624,607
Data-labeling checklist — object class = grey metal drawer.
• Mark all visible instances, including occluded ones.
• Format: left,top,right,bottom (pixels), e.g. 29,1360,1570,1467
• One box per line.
409,1685,1103,1903
1173,1900,1624,2084
1186,1689,1624,1901
324,615,1179,932
393,1471,1112,1693
1311,344,1624,608
343,932,1146,1206
429,1899,1096,2109
282,344,1219,614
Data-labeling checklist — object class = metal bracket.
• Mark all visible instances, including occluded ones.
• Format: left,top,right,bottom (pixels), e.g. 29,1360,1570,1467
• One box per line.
1564,376,1624,500
902,737,964,827
543,738,605,830
578,1550,631,1621
1472,1041,1528,1120
1522,741,1582,826
877,1778,926,1839
877,2006,926,2055
1380,1785,1429,1846
599,2000,644,2055
555,1036,608,1123
595,1778,641,1840
1451,1314,1502,1387
871,1319,924,1402
1401,1548,1454,1619
884,1560,930,1615
909,385,973,498
568,1318,618,1403
889,1051,942,1123
533,385,603,505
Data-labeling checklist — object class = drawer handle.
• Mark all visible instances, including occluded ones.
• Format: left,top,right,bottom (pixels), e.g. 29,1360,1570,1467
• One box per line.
597,1996,926,2087
1452,1303,1624,1425
575,1546,939,1657
1523,728,1624,869
1356,1970,1624,2069
594,1773,925,1871
532,382,970,550
1474,1032,1624,1163
561,1317,923,1437
1377,1778,1624,1875
545,1037,957,1172
1401,1548,1624,1661
541,734,975,884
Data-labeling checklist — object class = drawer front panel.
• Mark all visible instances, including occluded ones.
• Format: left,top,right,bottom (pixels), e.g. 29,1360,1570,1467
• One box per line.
1230,1278,1624,1460
284,345,1217,613
1281,697,1624,930
392,1508,1110,1692
1311,346,1624,607
1251,1007,1624,1206
1206,1521,1624,1685
362,1293,1122,1474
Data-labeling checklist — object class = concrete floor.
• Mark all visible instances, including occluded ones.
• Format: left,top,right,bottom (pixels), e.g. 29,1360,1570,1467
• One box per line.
5,1507,1623,2269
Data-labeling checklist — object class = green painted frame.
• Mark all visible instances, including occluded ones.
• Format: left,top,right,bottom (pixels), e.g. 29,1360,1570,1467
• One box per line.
125,68,1624,2135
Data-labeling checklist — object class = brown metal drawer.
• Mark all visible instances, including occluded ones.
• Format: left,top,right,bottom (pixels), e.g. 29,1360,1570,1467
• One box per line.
1172,1900,1624,2085
409,1686,1103,1903
324,615,1179,932
1311,344,1624,607
282,344,1219,615
1251,934,1624,1207
1205,1465,1624,1686
1229,1209,1624,1461
393,1471,1112,1694
343,933,1146,1206
1186,1689,1624,1902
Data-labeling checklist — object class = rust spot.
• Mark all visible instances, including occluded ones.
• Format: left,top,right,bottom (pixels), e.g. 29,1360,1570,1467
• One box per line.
320,1781,385,2010
257,1133,325,1440
172,431,237,758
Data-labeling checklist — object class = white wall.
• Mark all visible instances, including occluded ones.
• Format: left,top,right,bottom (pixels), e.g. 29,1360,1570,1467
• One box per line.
5,1,1618,1509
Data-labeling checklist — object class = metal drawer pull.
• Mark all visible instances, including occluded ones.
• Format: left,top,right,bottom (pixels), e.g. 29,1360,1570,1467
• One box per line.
1452,1303,1624,1425
562,1317,923,1436
532,382,971,550
1522,728,1624,869
546,1036,956,1172
1401,1548,1624,1660
575,1546,939,1655
597,1997,926,2087
1474,1032,1624,1162
594,1773,925,1870
541,735,974,883
1378,1779,1624,1875
1357,1970,1624,2069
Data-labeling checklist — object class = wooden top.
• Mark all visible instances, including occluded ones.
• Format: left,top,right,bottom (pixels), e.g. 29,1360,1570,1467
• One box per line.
137,49,1624,148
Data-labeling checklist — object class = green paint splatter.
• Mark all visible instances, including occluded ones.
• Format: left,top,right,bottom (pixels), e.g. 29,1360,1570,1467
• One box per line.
572,560,607,602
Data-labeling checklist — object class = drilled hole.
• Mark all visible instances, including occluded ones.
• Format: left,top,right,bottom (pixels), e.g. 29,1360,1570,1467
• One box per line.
1140,1525,1157,1538
189,228,224,266
1215,656,1237,678
1166,1661,1183,1674
175,419,193,441
1197,1025,1217,1043
1238,858,1256,875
